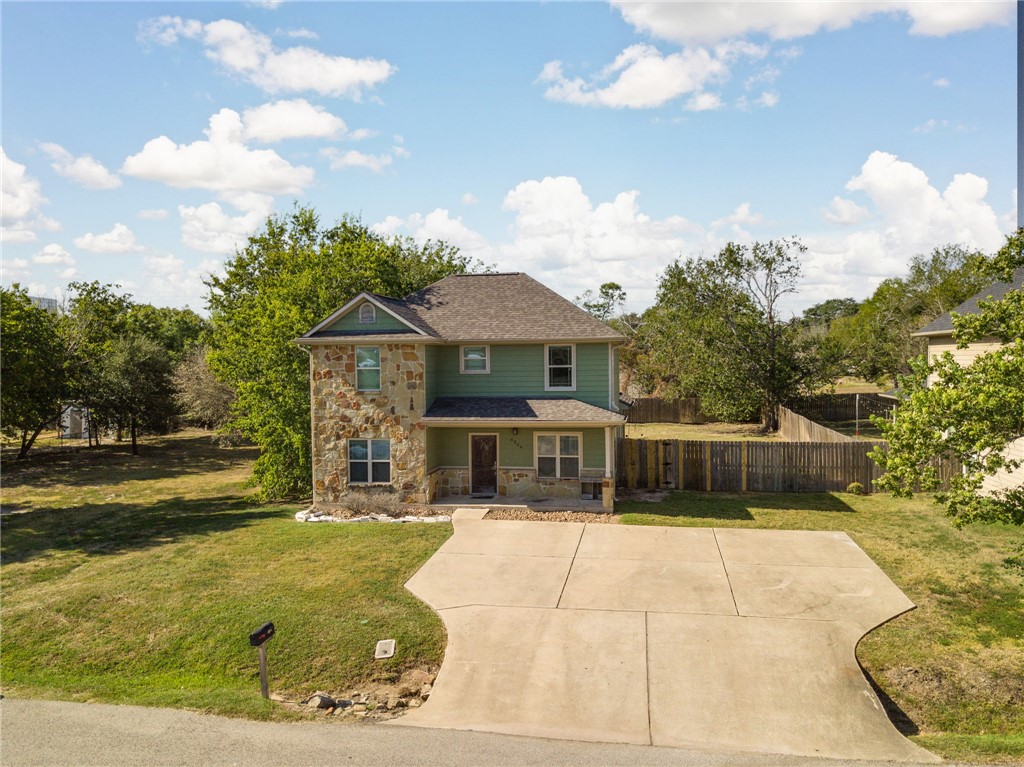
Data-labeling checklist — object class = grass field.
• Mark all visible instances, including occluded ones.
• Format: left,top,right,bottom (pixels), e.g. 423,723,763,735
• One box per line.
0,431,450,720
625,422,776,441
618,492,1024,762
2,431,1021,761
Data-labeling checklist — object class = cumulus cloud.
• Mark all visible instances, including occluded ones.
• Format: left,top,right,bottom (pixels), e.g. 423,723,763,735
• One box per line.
711,202,765,238
321,148,394,172
756,91,779,107
1,257,32,283
611,1,1013,46
133,252,223,308
685,92,723,111
462,193,479,205
139,16,394,98
39,142,122,189
539,43,761,109
73,223,144,254
33,243,75,266
122,108,314,194
1,148,60,243
138,208,169,220
241,98,348,142
178,191,273,254
823,196,870,225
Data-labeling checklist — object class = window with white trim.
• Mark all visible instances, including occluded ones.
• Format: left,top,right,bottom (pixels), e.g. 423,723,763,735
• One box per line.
460,345,489,374
545,344,574,390
536,433,580,479
356,346,381,391
358,303,376,324
348,439,391,484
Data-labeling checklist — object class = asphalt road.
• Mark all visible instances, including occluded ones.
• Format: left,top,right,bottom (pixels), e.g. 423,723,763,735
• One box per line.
0,698,946,767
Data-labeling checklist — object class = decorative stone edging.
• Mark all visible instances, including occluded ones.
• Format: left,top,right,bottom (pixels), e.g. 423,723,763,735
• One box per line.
295,509,451,524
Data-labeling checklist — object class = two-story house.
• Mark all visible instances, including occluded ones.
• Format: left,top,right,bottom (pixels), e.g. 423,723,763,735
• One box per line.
295,273,626,509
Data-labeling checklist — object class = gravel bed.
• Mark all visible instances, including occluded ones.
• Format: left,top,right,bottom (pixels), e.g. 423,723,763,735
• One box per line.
484,508,620,524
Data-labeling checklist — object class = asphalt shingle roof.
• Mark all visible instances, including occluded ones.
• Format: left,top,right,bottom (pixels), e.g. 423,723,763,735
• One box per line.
423,396,625,423
308,273,624,342
915,267,1024,336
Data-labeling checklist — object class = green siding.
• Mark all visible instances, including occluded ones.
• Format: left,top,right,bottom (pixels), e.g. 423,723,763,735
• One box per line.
326,301,411,333
428,427,606,469
612,345,620,411
430,343,611,408
424,345,439,408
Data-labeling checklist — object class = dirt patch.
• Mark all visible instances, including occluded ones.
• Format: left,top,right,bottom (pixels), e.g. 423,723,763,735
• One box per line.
275,667,439,721
484,508,620,524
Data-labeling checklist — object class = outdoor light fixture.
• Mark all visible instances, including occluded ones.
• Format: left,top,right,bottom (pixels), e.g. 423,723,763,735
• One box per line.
512,428,518,435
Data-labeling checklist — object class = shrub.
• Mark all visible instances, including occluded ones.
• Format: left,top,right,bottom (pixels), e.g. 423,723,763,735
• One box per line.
846,481,865,496
342,490,402,517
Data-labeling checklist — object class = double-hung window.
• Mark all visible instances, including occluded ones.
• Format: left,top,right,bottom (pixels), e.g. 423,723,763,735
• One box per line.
545,344,575,390
356,346,381,391
536,433,580,479
460,345,489,374
348,439,391,484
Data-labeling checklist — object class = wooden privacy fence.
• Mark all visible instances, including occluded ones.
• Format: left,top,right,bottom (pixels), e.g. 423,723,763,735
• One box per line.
617,438,961,493
777,406,854,443
626,396,717,424
788,393,896,422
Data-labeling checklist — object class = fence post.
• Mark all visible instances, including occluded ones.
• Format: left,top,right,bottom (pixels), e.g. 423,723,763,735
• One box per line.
741,442,748,493
704,441,712,491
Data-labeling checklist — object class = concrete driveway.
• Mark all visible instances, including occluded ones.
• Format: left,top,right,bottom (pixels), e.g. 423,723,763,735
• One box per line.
396,510,938,763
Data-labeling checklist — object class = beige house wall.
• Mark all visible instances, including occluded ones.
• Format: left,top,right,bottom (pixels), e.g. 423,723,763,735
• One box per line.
980,437,1024,495
310,343,427,507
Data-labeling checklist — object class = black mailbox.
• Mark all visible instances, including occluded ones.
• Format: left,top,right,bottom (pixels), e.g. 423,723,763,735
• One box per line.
249,622,275,647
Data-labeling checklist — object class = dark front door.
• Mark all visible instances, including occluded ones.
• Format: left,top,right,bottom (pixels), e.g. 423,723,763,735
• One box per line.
470,434,498,495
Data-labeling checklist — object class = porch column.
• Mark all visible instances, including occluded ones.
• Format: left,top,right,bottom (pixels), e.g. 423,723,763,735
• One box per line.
602,426,614,510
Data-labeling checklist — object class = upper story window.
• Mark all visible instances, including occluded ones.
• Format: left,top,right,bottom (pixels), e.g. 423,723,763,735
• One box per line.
356,346,381,391
358,303,376,324
545,344,575,390
460,345,490,374
348,438,391,484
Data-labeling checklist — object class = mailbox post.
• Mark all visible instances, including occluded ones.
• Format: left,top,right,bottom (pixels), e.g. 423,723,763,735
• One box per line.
249,622,275,699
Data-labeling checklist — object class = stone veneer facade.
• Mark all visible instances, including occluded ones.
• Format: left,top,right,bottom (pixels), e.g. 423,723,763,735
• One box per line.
310,343,427,507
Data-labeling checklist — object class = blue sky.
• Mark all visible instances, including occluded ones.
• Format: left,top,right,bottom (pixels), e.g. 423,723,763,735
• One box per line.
1,1,1016,314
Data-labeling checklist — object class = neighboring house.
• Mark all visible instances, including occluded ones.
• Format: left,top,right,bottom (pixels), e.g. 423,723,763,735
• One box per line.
295,273,626,509
913,267,1024,496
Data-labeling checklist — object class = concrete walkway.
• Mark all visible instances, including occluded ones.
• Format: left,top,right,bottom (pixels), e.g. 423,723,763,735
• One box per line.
397,510,938,763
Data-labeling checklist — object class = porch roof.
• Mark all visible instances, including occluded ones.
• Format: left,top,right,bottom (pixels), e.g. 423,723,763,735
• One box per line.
422,396,625,426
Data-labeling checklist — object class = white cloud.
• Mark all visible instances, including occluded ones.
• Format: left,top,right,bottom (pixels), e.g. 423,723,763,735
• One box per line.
39,142,121,189
321,148,393,173
73,223,144,254
1,257,32,283
282,28,317,40
133,252,223,308
122,108,314,195
685,92,722,111
710,202,765,239
756,90,779,107
139,16,395,98
58,266,78,280
1,148,59,243
912,118,968,134
462,193,478,205
138,208,169,220
178,191,273,254
823,196,870,225
540,43,749,109
933,77,950,87
241,98,348,142
611,1,1013,46
348,128,375,141
32,243,75,266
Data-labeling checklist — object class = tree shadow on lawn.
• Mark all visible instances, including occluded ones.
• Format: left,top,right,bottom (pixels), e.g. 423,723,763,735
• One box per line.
0,495,286,565
1,434,260,490
619,491,858,521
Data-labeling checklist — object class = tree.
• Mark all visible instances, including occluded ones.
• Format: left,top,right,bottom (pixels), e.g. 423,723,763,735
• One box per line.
99,335,176,455
206,207,479,500
127,304,207,362
830,244,988,387
872,229,1024,528
0,287,66,457
173,346,235,428
639,238,839,428
575,282,626,321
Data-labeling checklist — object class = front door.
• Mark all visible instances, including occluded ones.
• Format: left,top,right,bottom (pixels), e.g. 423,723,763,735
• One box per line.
470,434,498,495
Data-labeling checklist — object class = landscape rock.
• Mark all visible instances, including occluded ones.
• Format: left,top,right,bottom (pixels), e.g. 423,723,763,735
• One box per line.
306,692,336,709
397,669,434,697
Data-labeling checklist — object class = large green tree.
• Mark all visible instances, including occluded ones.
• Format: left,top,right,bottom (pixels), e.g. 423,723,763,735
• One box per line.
98,335,176,455
206,207,478,499
639,238,840,429
872,229,1024,528
830,244,988,387
0,287,66,457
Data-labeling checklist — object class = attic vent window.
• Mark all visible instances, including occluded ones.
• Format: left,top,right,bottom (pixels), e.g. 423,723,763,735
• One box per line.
359,303,376,324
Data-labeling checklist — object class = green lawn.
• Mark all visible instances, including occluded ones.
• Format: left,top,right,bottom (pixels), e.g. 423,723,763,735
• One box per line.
0,431,450,720
618,492,1024,762
625,422,776,441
